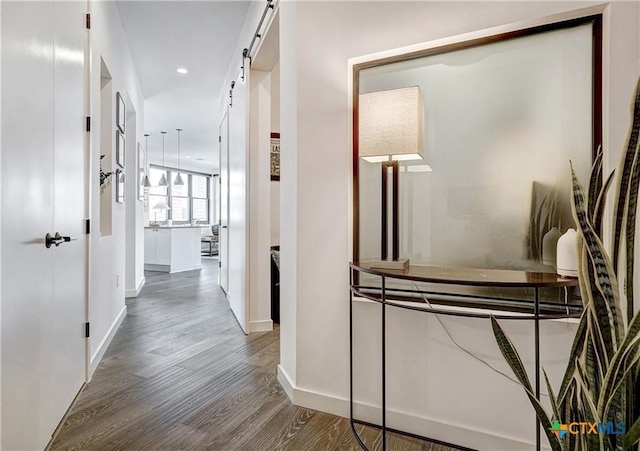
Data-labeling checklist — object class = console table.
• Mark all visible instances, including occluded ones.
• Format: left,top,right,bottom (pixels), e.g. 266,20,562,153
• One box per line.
349,262,581,451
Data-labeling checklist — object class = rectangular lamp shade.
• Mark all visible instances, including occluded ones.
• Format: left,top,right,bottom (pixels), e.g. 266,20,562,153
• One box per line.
359,86,425,163
153,201,170,210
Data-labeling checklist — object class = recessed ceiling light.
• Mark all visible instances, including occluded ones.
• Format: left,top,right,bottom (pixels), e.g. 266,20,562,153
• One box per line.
177,67,188,74
185,155,191,159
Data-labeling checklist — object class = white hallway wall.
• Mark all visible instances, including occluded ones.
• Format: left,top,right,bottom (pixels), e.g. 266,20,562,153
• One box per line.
271,60,280,247
275,1,640,449
89,1,145,374
124,107,145,298
249,68,274,332
219,1,278,334
0,1,3,444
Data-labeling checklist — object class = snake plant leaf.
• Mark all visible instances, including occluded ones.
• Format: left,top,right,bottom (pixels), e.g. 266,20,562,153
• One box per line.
612,77,640,274
583,245,615,363
571,165,624,344
564,382,578,450
576,360,604,451
523,389,564,451
557,309,588,405
588,146,605,220
625,140,640,325
597,309,640,419
576,359,606,451
544,368,561,420
593,170,615,237
624,413,640,448
586,319,605,389
576,220,615,381
490,315,533,391
602,345,640,424
599,333,640,422
490,316,562,451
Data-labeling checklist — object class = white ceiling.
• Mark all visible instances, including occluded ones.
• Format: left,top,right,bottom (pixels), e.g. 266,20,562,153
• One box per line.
116,1,250,174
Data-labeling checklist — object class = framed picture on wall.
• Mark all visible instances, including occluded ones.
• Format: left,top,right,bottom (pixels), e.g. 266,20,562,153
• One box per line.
137,143,144,202
116,169,125,203
116,92,125,133
270,132,280,181
116,130,125,168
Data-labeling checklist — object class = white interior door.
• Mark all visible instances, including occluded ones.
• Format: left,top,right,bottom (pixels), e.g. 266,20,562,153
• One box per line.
219,109,230,294
227,73,249,333
1,2,88,449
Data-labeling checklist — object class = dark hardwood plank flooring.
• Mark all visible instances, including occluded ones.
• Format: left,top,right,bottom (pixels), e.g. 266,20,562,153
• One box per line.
49,259,459,450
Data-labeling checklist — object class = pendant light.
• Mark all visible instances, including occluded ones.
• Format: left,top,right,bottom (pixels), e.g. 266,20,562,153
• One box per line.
142,134,152,188
158,131,168,186
174,128,184,185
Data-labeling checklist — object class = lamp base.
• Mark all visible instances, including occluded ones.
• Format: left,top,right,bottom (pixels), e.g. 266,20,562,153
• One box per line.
370,258,410,272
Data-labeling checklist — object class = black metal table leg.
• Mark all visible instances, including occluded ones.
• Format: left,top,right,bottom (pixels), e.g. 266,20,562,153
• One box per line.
350,268,368,450
535,287,540,451
381,276,387,451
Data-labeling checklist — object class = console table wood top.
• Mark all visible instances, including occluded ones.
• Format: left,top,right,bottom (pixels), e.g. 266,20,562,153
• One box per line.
351,262,580,288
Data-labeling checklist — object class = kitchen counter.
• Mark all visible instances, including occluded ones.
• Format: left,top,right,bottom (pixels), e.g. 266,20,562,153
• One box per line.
144,226,205,273
145,225,209,229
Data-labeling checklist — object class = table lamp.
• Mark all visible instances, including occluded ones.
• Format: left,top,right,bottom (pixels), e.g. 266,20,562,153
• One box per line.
150,200,170,227
359,86,425,271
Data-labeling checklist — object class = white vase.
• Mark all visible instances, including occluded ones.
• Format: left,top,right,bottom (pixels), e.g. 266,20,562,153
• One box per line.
556,228,579,277
542,227,562,268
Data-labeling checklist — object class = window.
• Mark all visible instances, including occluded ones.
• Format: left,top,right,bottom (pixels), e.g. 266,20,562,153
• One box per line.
149,167,169,222
192,175,209,222
170,173,189,222
150,166,211,223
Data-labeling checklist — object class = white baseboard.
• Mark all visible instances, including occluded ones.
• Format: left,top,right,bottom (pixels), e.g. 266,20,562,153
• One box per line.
249,319,273,333
125,276,145,298
277,364,295,402
276,365,535,450
144,264,169,272
89,305,127,377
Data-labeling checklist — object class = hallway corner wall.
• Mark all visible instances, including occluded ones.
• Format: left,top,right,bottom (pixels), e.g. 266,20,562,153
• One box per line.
277,1,640,448
0,1,3,445
218,1,278,334
124,103,145,299
88,1,145,375
248,68,273,332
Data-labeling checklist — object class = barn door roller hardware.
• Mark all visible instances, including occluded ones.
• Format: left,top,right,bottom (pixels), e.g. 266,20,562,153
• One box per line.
240,0,275,81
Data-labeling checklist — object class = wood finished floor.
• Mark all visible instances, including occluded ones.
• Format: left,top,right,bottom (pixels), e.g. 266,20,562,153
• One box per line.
49,259,459,451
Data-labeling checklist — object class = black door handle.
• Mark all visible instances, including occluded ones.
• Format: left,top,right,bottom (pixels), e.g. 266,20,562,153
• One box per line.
45,232,74,248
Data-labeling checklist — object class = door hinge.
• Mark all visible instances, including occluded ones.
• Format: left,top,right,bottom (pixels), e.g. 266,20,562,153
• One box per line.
85,322,90,338
219,261,221,268
84,219,91,234
218,136,222,143
85,13,91,29
85,116,91,132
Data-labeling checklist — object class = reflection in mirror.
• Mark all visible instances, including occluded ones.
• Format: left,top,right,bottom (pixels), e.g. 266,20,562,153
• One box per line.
356,20,599,272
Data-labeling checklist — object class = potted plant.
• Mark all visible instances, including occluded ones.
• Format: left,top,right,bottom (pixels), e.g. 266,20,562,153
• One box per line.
100,155,113,194
492,77,640,450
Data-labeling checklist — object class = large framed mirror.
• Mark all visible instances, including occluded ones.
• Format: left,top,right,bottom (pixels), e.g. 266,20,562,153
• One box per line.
353,15,602,275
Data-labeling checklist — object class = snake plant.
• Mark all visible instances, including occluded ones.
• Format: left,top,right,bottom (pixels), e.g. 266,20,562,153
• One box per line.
491,77,640,451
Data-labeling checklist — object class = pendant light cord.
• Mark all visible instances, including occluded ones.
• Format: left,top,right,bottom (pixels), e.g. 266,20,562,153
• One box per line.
161,131,166,166
176,128,182,170
144,133,150,169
